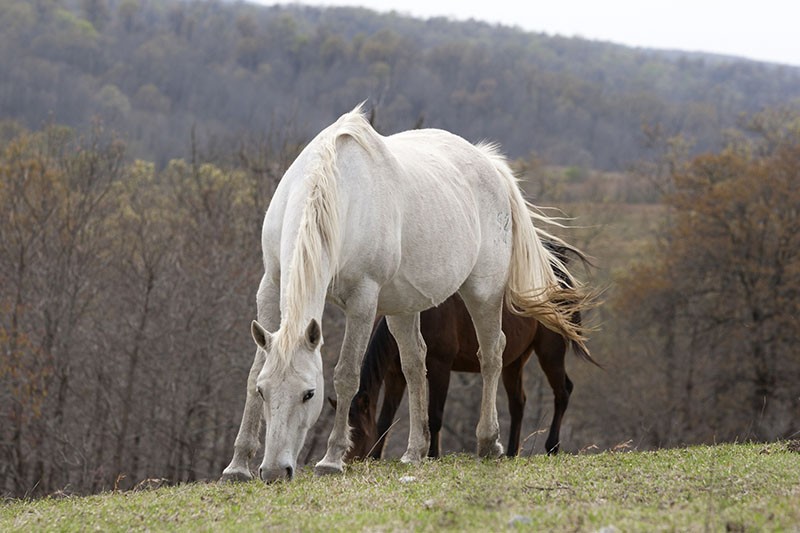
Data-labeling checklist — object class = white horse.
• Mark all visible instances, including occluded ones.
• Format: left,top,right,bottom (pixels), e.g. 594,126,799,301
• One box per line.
221,105,589,482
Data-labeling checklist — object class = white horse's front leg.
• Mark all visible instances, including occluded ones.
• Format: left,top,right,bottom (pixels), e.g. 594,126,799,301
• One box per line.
315,289,378,475
386,313,430,464
221,274,279,482
221,348,265,481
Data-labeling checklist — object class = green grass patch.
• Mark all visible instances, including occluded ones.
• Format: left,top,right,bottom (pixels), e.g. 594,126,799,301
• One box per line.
3,442,799,532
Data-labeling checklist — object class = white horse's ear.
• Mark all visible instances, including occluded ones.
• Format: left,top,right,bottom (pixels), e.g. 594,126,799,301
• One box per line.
305,319,321,350
251,320,272,351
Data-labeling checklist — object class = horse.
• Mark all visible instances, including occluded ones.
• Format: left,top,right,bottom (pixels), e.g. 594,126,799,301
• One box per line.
344,251,597,461
221,105,591,483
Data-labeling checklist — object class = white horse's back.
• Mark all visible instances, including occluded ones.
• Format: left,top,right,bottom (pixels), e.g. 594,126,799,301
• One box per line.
367,128,512,314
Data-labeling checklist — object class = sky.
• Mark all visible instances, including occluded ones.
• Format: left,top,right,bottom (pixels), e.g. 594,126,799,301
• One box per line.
252,0,800,67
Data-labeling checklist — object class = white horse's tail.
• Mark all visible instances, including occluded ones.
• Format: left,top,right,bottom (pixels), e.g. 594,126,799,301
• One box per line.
479,144,593,355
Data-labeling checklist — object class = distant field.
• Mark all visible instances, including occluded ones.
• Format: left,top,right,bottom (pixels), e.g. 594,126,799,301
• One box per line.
560,201,665,272
3,442,798,532
517,167,667,277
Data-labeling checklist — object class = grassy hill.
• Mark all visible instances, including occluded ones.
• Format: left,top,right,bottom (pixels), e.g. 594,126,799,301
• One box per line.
3,442,798,531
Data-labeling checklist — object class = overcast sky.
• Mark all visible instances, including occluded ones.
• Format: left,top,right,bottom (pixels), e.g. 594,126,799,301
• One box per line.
252,0,800,67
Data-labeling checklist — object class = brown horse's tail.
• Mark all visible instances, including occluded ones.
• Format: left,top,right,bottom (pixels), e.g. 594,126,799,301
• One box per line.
480,143,595,356
566,309,601,367
544,241,602,368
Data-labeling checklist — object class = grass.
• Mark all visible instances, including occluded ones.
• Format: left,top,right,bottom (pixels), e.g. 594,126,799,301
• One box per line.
2,442,799,532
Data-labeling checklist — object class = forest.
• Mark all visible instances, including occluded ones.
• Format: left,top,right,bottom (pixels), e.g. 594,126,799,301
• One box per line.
1,0,799,498
3,0,800,169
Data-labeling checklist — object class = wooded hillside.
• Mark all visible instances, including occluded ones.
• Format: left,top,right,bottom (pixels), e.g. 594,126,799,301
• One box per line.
2,0,800,169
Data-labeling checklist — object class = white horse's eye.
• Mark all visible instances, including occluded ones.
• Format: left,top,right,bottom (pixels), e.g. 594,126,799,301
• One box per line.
302,389,315,403
257,386,265,401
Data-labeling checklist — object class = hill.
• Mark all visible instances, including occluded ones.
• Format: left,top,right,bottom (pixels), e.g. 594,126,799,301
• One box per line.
2,443,798,531
1,0,799,168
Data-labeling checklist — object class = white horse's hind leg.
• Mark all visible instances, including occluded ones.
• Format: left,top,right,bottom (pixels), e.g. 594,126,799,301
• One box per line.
315,284,379,475
459,288,506,458
386,313,430,464
221,274,279,482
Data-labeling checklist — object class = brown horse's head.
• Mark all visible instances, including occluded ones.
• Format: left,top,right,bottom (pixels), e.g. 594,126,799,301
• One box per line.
346,391,379,462
329,393,379,462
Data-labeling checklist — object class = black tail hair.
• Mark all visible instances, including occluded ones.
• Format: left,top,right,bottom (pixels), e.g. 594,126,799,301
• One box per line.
543,240,602,368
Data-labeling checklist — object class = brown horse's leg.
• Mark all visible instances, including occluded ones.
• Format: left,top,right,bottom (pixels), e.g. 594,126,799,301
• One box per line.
534,328,571,455
501,357,527,456
372,363,407,459
426,359,453,458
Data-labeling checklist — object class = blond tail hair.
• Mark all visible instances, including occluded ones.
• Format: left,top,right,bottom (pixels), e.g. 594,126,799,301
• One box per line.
479,143,592,355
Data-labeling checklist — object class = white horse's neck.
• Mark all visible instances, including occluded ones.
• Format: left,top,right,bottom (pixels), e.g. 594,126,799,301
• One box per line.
277,250,333,353
275,107,376,358
276,178,338,356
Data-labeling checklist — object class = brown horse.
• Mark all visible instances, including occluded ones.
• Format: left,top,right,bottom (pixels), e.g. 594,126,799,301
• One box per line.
343,289,597,461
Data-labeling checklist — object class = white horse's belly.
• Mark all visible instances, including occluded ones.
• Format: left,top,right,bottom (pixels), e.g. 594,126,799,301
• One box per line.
375,276,455,315
374,237,479,315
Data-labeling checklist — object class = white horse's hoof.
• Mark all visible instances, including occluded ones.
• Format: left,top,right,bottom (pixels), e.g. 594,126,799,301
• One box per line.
314,461,343,476
220,467,253,483
400,451,423,464
477,439,504,458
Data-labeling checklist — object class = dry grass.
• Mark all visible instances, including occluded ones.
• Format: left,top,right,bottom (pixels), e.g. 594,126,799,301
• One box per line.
3,442,799,532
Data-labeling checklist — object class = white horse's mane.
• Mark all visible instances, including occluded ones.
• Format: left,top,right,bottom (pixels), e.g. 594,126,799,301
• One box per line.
276,104,376,358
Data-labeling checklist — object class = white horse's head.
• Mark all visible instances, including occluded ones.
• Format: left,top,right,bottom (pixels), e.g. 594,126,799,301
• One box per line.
251,319,324,482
